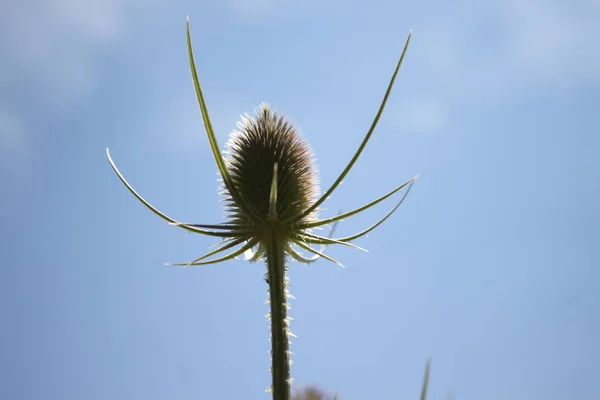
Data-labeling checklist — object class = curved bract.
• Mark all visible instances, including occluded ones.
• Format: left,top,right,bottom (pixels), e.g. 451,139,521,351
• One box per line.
106,17,416,400
106,18,415,267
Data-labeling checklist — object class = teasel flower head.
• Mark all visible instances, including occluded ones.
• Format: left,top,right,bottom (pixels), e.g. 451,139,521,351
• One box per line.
219,103,321,261
105,17,416,400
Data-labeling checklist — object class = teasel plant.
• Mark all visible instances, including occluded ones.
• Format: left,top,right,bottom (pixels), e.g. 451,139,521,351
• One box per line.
106,17,420,400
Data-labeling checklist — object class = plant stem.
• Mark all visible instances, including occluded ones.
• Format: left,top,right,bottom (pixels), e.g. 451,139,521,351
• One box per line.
420,358,431,400
266,229,291,400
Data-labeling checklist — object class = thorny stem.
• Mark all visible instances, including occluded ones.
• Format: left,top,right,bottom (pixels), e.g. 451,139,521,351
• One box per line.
266,229,291,400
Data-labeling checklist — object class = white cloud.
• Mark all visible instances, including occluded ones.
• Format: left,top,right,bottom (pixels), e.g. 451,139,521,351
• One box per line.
228,0,274,15
0,0,156,169
419,0,600,99
0,0,123,103
0,107,32,209
0,108,27,153
226,0,297,19
150,92,211,152
151,88,257,152
392,0,600,134
395,99,448,135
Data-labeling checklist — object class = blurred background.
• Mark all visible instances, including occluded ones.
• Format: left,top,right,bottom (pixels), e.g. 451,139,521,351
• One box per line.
1,0,598,399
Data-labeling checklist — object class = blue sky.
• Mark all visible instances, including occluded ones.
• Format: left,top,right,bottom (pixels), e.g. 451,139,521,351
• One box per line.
1,0,599,399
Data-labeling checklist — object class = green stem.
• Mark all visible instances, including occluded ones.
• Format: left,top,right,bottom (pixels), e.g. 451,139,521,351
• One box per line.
266,229,291,400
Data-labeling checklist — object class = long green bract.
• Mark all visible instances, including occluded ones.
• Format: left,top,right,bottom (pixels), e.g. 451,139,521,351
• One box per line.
186,19,262,226
106,148,232,238
283,31,413,225
299,176,417,229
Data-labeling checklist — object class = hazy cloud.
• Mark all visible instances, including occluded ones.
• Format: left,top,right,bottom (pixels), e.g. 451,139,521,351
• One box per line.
226,0,297,19
0,107,27,154
0,0,156,171
419,0,600,98
393,0,600,133
395,99,448,135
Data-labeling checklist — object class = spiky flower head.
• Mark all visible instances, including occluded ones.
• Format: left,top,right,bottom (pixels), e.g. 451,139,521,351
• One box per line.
223,103,319,232
105,17,416,400
105,20,416,268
